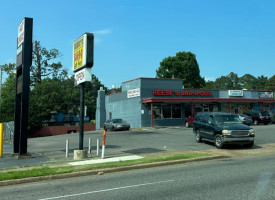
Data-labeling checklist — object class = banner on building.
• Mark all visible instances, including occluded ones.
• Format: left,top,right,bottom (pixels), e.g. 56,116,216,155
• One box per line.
127,88,140,98
259,92,274,99
228,90,243,97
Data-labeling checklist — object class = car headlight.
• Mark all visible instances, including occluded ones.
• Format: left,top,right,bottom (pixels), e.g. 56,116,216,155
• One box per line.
222,130,232,135
249,129,255,135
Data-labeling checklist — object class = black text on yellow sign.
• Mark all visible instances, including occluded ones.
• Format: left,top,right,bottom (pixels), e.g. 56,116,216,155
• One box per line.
74,38,84,70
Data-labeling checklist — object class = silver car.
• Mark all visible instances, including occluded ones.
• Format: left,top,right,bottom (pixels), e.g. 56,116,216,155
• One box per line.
238,114,252,126
103,119,130,131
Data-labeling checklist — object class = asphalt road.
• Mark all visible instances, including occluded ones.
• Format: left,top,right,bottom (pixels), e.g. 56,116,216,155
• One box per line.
1,155,274,200
1,124,275,169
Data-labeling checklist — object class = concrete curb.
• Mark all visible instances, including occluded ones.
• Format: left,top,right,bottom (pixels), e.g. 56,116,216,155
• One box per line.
0,155,228,187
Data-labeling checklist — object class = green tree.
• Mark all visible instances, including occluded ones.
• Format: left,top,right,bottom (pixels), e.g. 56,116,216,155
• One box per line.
265,75,275,90
0,73,16,122
0,63,16,75
29,76,79,131
156,51,205,88
209,72,241,90
239,74,258,90
256,75,268,90
31,41,67,84
204,80,217,89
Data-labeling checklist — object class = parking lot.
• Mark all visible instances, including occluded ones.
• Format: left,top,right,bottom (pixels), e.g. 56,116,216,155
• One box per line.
1,124,275,169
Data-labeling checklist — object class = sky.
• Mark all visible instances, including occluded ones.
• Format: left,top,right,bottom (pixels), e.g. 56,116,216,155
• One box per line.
1,0,275,88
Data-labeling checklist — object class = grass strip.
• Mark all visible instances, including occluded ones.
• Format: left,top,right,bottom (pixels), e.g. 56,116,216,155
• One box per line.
0,153,211,181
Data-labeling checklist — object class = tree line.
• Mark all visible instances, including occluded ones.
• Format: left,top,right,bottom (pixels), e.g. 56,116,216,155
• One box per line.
156,51,275,91
0,41,107,133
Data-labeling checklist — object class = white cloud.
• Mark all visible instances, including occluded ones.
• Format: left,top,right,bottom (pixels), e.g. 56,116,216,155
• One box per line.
93,28,112,35
92,28,112,44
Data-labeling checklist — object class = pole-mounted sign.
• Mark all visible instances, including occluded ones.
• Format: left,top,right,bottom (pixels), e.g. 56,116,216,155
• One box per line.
73,33,94,155
73,33,94,73
14,17,33,156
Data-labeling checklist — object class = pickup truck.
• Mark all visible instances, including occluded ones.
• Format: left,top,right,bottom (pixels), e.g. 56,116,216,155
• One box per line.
192,112,255,149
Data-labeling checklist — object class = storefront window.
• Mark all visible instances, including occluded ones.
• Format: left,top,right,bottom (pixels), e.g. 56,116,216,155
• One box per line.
162,105,171,118
172,105,181,118
153,106,162,119
153,104,182,119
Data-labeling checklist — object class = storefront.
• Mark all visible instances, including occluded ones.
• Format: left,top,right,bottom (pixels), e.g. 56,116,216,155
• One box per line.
96,78,275,129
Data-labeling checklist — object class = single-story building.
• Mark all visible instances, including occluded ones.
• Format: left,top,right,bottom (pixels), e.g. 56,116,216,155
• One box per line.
96,77,275,129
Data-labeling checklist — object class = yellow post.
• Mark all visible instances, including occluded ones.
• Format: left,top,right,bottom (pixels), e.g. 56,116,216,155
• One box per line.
0,123,3,157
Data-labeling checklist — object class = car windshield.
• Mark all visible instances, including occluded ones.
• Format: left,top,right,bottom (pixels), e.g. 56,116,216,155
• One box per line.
261,111,270,116
214,115,242,124
112,119,123,123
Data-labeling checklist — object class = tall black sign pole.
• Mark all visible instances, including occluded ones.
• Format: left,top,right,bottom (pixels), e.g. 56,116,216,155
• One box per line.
79,83,84,150
14,18,33,155
73,33,94,157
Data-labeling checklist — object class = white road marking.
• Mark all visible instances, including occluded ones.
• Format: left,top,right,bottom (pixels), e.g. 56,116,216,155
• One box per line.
69,155,143,166
39,179,174,200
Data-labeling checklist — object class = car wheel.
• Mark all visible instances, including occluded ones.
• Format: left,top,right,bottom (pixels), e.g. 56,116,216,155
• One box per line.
185,122,189,128
253,120,259,125
103,126,107,131
214,135,223,149
195,130,202,143
264,123,268,125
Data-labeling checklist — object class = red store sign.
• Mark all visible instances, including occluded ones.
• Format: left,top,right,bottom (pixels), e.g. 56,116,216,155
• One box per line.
152,90,212,96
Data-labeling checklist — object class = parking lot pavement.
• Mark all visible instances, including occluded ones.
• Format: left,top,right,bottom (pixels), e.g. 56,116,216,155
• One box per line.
1,124,275,170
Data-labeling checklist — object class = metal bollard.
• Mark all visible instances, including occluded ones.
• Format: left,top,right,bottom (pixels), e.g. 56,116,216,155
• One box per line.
66,139,69,158
101,131,107,159
97,139,99,156
88,138,91,154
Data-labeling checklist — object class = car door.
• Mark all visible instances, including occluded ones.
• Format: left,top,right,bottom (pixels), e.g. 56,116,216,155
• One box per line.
200,114,209,138
203,115,215,140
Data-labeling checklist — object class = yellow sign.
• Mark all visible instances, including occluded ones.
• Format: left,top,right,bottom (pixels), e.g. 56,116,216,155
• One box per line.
73,36,84,71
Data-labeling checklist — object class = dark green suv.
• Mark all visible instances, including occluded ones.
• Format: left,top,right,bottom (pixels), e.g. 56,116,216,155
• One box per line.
193,112,255,149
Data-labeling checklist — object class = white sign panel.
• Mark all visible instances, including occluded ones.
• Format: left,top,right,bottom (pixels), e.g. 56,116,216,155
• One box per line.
17,19,25,47
127,88,140,98
228,90,243,97
74,68,92,85
17,45,22,55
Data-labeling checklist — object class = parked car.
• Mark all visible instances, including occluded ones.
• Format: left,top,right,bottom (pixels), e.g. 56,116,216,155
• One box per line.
103,119,130,131
269,112,275,124
193,112,255,149
244,111,271,125
237,114,252,126
184,116,195,128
